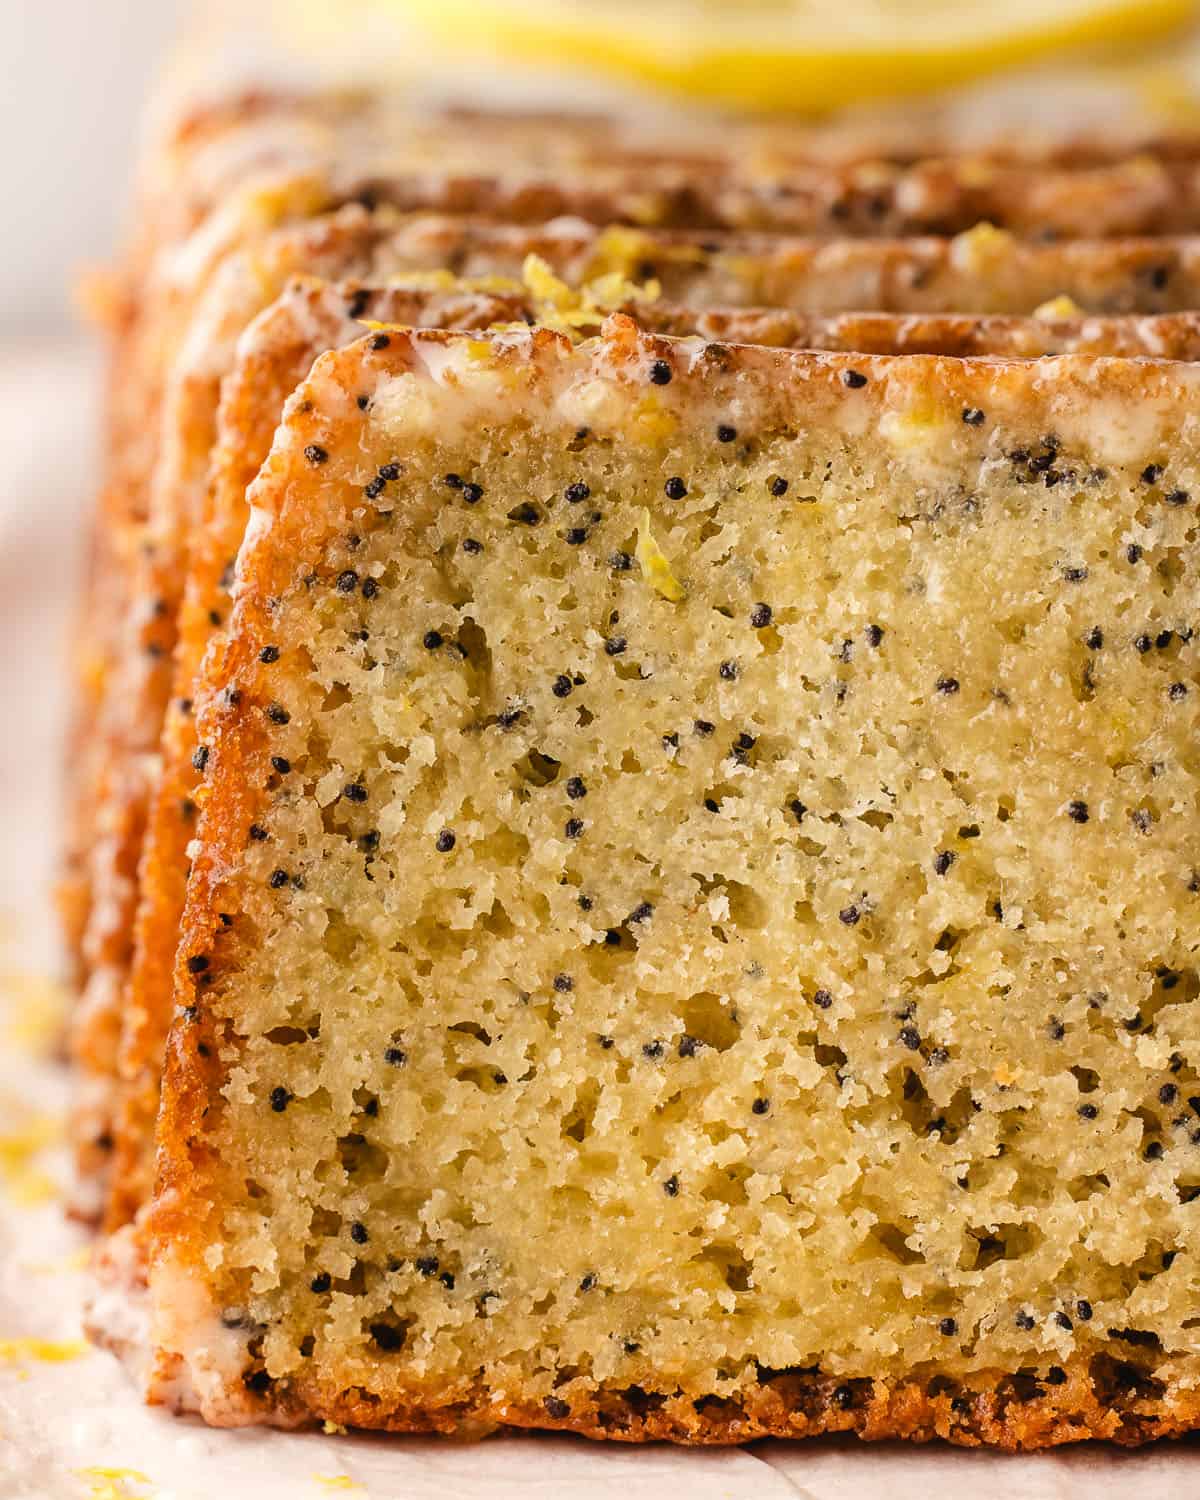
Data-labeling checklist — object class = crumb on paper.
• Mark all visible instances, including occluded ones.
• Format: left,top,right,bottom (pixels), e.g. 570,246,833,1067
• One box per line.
312,1477,366,1494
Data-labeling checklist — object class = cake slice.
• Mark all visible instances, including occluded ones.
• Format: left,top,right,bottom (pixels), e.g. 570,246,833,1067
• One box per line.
140,73,1200,185
143,147,1200,240
127,78,1200,244
68,202,412,1212
107,268,1200,1231
113,318,1200,1448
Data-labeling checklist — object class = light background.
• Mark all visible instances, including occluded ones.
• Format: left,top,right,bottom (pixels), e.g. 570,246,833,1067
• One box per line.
0,0,185,336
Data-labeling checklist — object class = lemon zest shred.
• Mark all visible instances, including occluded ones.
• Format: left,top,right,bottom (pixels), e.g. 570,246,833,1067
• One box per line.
590,226,705,280
2,961,67,1055
586,268,661,311
520,253,574,312
629,393,677,445
350,260,658,345
381,268,524,296
312,1477,366,1493
0,1337,89,1364
951,220,1015,276
518,254,659,340
636,510,686,602
1033,294,1084,321
245,177,329,231
0,1114,62,1205
880,407,939,451
75,1467,152,1500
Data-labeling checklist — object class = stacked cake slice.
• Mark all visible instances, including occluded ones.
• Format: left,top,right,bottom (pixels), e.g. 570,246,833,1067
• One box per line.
70,74,1200,1448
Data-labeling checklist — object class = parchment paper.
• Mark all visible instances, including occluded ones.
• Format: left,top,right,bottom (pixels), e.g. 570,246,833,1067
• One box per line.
4,342,1200,1500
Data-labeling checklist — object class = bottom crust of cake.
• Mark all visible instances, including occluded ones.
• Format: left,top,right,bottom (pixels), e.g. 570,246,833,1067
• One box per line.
85,1229,1200,1450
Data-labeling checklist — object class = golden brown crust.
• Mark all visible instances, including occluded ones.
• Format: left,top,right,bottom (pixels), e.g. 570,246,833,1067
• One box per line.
330,156,1200,238
633,304,1200,357
216,1352,1200,1449
90,1223,1200,1448
86,1223,1200,1449
153,78,1200,171
67,201,387,1211
248,218,1200,316
158,65,1200,176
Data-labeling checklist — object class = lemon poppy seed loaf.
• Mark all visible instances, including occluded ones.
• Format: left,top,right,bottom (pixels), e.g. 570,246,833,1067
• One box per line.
84,319,1200,1448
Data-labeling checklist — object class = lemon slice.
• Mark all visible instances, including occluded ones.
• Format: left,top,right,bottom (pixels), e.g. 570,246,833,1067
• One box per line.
396,0,1195,113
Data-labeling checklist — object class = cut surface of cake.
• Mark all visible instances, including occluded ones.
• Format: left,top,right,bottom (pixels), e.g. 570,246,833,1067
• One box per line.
109,318,1200,1448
